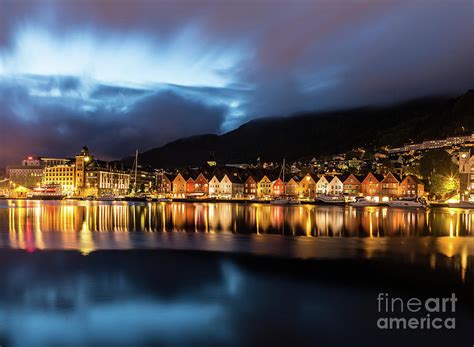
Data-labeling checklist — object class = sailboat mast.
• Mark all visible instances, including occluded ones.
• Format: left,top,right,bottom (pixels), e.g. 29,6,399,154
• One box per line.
134,149,138,192
283,158,286,195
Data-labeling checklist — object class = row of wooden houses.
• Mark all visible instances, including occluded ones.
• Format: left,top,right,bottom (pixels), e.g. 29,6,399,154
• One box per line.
156,169,425,200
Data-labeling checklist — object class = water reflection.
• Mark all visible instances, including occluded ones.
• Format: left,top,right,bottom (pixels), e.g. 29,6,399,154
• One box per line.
2,200,473,238
1,200,473,281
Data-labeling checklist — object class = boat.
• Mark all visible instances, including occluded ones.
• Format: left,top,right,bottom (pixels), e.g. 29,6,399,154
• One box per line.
270,159,301,205
270,197,300,205
448,201,474,209
350,197,379,207
270,198,289,205
314,195,346,205
386,198,428,208
157,197,173,202
97,196,116,201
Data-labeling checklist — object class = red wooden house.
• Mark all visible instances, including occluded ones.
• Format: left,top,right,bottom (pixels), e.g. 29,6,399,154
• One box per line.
186,176,195,195
272,178,284,196
194,173,209,195
342,173,362,195
400,175,425,197
361,172,383,198
381,172,400,198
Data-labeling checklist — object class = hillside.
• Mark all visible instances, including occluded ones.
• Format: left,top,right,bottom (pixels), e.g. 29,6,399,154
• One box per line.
135,90,474,168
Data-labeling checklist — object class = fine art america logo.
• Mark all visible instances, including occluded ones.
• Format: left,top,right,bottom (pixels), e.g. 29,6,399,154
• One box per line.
377,293,457,330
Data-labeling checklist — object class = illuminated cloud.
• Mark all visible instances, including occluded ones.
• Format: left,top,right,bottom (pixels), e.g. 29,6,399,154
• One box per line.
0,25,245,88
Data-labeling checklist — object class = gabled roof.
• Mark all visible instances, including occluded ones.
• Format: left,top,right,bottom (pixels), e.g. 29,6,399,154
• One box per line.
362,172,384,182
287,175,300,183
324,175,334,182
382,172,401,183
194,172,208,182
228,174,243,184
301,172,318,182
401,174,423,184
244,174,257,183
329,175,344,183
341,173,362,184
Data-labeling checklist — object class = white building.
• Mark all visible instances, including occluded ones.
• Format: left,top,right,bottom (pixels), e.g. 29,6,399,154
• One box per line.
327,176,344,196
219,174,233,198
316,176,330,194
208,176,220,197
459,151,474,201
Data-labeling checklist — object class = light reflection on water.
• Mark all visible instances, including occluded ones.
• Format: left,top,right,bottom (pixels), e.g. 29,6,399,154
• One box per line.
1,200,474,346
2,200,473,237
0,200,473,279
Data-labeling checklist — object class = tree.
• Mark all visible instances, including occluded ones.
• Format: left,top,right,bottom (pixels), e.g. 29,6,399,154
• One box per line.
419,149,457,178
430,173,459,198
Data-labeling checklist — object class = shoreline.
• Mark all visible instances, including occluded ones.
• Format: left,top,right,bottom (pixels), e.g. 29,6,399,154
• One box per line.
0,196,457,208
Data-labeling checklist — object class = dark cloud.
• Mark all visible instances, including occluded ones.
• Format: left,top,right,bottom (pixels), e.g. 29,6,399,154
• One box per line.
0,79,226,166
0,0,472,166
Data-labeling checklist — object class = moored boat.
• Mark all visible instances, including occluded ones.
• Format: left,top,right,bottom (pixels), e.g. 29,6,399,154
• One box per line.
270,197,300,205
270,198,289,205
386,198,428,208
350,197,379,207
157,197,173,202
448,201,474,209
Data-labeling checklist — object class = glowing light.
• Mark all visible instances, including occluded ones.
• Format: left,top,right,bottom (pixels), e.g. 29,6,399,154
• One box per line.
0,26,244,89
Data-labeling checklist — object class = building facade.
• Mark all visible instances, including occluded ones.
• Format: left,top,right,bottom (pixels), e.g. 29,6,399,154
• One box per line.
208,175,220,197
299,173,317,198
343,174,361,195
459,151,474,201
172,173,187,197
381,172,400,198
257,176,272,198
361,172,383,199
42,164,76,195
244,176,257,198
285,177,300,197
75,146,92,195
327,176,344,196
399,175,425,198
7,162,43,189
84,167,130,197
156,173,172,195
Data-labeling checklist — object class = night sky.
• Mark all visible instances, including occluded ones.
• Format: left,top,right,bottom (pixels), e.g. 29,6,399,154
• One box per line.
0,0,472,166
